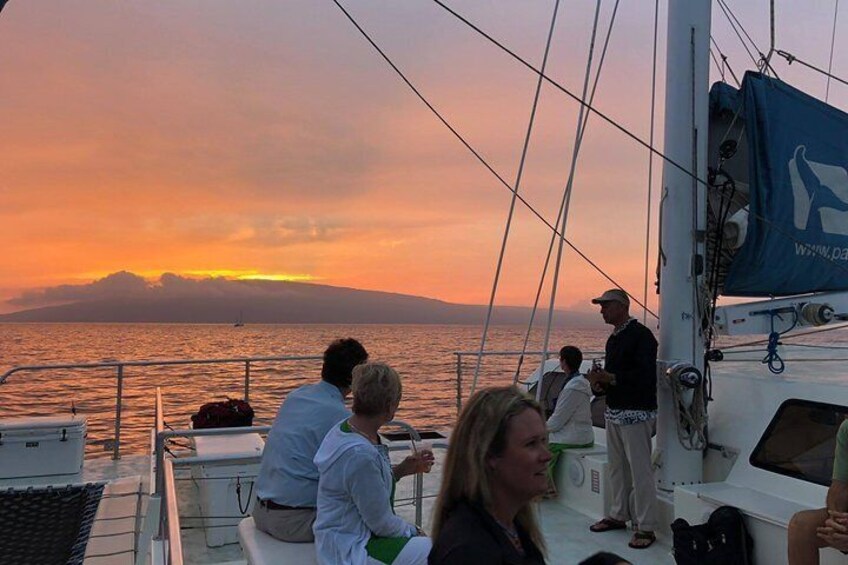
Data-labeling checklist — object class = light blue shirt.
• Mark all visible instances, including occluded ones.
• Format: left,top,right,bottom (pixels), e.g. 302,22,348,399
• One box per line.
256,380,350,507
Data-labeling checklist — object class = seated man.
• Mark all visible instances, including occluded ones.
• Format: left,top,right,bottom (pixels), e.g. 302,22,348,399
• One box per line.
788,418,848,564
545,345,594,496
253,338,369,542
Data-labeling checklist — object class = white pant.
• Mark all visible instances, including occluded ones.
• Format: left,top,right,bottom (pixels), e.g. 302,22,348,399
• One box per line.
606,419,658,531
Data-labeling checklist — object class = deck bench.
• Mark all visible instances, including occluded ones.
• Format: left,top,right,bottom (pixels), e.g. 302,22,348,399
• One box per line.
238,517,318,565
675,481,848,564
676,481,811,528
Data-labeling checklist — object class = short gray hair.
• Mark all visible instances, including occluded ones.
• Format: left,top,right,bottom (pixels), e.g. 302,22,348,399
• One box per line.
351,362,403,417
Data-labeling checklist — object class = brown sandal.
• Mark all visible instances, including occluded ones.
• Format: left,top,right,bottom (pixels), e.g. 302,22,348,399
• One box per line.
628,530,656,549
589,517,627,532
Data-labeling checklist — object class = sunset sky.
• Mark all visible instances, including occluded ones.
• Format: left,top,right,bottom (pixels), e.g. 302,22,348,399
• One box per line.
1,1,844,316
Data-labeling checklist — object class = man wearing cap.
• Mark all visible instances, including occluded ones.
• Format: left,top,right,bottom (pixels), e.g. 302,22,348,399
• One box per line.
587,288,659,550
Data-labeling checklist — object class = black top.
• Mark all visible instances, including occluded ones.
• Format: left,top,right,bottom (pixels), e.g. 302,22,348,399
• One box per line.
603,319,658,411
429,500,546,565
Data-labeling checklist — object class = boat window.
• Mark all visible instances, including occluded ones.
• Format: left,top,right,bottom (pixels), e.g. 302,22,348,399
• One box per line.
749,399,848,486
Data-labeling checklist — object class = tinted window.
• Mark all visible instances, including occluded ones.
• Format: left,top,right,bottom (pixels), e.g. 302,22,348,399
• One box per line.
750,399,848,486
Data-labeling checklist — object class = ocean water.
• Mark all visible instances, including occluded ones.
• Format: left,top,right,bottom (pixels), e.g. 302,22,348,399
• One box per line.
0,323,611,457
3,322,845,458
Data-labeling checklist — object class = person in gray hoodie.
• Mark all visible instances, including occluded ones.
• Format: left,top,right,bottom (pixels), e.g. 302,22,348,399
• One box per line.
313,362,433,565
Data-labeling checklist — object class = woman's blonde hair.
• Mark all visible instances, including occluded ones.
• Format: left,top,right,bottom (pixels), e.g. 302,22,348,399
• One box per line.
351,362,403,417
431,386,546,553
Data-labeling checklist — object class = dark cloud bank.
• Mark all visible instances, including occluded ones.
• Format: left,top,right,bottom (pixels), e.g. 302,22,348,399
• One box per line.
1,272,601,326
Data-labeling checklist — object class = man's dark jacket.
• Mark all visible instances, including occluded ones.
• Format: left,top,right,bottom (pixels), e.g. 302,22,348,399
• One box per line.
603,320,658,411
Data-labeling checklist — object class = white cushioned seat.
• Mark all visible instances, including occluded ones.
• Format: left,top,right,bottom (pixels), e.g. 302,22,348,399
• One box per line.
238,517,318,565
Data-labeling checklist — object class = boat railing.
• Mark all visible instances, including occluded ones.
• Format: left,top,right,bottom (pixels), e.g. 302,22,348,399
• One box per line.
0,354,323,459
452,350,605,411
152,419,437,563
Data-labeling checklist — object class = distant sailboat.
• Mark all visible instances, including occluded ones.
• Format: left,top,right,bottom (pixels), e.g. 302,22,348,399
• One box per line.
233,311,244,327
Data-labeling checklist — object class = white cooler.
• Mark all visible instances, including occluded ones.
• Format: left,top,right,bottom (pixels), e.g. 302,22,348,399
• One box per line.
192,432,264,547
0,416,87,479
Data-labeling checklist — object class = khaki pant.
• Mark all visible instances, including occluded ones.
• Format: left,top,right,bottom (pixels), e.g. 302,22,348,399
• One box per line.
606,419,658,531
252,500,316,543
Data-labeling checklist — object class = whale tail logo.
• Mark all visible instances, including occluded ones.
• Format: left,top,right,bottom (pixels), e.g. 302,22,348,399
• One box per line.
788,145,848,236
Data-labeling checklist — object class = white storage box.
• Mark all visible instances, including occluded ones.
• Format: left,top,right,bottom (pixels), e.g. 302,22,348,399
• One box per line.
192,433,264,547
0,416,86,479
556,451,611,520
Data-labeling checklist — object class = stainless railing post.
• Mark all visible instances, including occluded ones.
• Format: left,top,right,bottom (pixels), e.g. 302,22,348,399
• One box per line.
244,360,251,403
455,354,462,414
114,364,124,460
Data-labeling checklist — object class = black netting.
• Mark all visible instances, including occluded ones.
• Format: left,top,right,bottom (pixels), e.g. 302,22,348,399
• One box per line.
0,482,104,565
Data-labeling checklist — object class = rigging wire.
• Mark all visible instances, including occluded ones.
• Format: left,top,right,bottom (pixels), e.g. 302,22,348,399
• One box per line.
538,0,605,396
709,47,725,83
470,0,562,395
715,0,760,70
826,0,841,102
333,0,848,314
427,0,707,193
642,0,660,325
775,50,848,89
512,0,622,385
709,35,741,87
426,0,848,281
330,0,657,317
428,0,843,281
720,322,848,350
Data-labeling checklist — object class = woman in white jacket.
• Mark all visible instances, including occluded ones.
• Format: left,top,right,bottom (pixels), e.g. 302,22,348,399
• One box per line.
546,346,594,496
313,362,433,565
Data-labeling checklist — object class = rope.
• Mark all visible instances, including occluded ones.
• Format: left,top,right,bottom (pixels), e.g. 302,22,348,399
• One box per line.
761,310,798,374
235,476,254,515
471,0,561,396
642,0,659,325
669,378,708,451
539,0,605,396
513,0,623,384
330,0,657,318
826,0,841,102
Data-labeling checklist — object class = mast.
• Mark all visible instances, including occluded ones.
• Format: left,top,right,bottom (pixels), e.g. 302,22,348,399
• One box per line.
655,0,712,490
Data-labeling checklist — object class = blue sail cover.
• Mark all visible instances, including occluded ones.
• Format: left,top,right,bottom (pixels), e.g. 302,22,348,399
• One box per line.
721,72,848,296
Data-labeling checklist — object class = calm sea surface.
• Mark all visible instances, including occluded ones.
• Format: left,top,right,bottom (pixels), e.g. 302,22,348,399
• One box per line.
0,323,613,457
2,322,844,458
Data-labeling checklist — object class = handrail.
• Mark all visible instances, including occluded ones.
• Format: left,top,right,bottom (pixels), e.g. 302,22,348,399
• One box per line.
1,354,322,459
453,349,605,412
155,387,165,437
163,458,183,565
386,419,424,526
155,421,434,528
0,354,323,384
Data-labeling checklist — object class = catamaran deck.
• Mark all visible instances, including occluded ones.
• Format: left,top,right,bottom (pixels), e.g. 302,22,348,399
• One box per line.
77,449,674,564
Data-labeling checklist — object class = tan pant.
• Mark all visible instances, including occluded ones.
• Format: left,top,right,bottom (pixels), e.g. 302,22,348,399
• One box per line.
606,419,658,531
252,500,316,542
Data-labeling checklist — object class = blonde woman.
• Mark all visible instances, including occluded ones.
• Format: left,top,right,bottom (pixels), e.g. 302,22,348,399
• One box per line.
313,362,433,565
430,386,550,564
